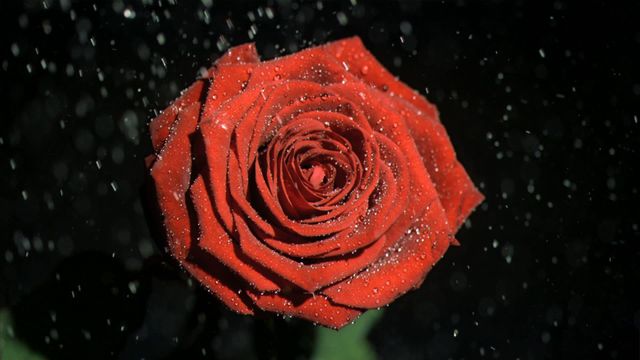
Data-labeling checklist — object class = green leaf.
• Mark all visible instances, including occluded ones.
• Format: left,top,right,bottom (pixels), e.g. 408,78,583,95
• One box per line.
311,309,383,360
0,308,47,360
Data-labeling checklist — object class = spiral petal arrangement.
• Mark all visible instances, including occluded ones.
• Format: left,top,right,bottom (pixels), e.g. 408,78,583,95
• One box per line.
145,37,483,329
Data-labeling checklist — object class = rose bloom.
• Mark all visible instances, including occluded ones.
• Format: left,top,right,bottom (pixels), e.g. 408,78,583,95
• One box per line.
145,37,483,329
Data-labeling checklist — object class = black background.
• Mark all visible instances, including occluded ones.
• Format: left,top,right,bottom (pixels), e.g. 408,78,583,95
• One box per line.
1,0,639,359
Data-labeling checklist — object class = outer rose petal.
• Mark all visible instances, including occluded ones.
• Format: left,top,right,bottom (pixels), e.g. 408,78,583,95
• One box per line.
149,80,206,154
321,37,438,121
323,36,484,232
243,44,350,90
150,43,259,154
148,101,255,314
247,291,362,329
233,209,388,292
199,69,267,232
182,258,255,315
146,44,265,314
436,162,485,230
215,43,260,66
323,197,451,308
149,52,260,259
189,176,280,292
150,101,201,259
382,93,484,231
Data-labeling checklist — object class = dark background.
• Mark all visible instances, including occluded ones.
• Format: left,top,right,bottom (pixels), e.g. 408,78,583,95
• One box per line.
1,0,639,359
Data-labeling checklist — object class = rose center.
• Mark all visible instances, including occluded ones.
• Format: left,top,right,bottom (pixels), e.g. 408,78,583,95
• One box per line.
307,164,326,189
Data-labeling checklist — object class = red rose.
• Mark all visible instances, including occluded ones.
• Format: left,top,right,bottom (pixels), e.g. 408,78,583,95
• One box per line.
145,37,483,329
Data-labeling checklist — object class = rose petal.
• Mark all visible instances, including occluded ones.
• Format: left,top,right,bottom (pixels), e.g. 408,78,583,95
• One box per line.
234,210,388,292
322,37,483,232
189,176,280,292
199,84,270,232
151,42,259,154
149,101,201,259
387,99,484,231
246,291,362,329
149,80,206,154
245,46,348,88
322,36,438,120
322,197,451,309
215,43,260,66
182,256,255,315
436,161,485,230
326,81,446,243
